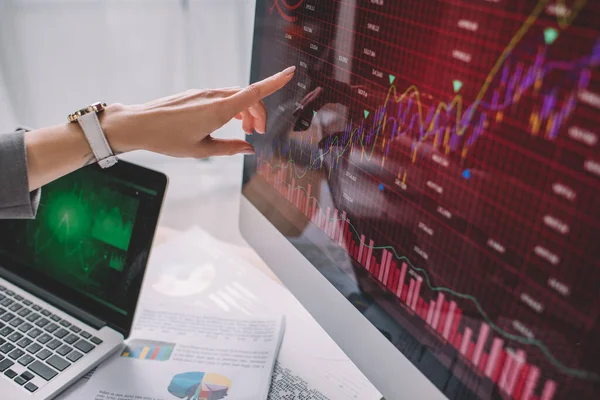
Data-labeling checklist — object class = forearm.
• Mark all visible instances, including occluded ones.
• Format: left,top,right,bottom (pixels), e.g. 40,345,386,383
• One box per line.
24,122,96,191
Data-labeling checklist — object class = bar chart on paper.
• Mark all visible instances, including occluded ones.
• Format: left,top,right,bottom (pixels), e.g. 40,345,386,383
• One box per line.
121,339,176,362
249,0,600,399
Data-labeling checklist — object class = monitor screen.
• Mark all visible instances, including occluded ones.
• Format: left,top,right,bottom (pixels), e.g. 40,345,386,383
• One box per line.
0,162,166,332
243,1,600,399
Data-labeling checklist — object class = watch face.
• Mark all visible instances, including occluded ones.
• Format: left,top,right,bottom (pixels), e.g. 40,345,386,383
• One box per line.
68,103,107,123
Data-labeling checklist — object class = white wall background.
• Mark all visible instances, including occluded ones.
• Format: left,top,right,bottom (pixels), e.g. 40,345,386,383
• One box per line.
0,0,255,129
0,0,257,243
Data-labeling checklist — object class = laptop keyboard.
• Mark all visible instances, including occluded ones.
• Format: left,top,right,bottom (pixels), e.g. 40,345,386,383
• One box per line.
0,285,103,393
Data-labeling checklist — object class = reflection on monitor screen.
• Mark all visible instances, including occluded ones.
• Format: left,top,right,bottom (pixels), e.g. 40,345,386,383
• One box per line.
245,1,600,399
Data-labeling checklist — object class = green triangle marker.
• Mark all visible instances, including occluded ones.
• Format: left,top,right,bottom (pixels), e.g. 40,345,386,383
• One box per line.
389,74,396,85
452,79,463,93
364,110,370,119
313,110,317,117
544,27,559,45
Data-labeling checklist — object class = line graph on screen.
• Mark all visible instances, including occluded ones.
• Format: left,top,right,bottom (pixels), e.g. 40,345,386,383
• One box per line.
264,2,598,178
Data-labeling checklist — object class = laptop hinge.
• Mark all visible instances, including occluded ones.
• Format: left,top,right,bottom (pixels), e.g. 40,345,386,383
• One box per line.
0,266,106,330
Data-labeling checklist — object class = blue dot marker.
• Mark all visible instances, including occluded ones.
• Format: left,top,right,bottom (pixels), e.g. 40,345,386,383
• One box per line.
462,169,471,179
379,183,385,191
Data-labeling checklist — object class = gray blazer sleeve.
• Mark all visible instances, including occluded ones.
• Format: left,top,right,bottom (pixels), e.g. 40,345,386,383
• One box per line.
0,129,41,219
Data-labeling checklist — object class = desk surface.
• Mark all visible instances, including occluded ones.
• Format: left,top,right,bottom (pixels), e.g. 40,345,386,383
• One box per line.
154,225,282,284
143,227,382,400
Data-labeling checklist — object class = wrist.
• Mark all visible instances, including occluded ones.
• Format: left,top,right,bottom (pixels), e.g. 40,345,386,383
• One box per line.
98,103,138,154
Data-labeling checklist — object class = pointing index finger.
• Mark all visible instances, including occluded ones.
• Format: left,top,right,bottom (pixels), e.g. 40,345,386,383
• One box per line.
226,66,296,112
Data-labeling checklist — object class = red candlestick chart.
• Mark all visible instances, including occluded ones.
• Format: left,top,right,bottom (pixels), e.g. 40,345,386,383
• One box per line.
247,0,600,399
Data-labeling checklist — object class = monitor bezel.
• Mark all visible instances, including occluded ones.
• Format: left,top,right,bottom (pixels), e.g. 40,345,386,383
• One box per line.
0,161,167,338
240,1,447,398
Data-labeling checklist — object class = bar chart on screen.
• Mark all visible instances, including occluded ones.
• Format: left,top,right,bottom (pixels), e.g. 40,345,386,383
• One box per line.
258,160,598,398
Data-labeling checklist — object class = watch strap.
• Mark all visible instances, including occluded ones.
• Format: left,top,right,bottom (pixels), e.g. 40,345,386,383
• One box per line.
77,112,118,169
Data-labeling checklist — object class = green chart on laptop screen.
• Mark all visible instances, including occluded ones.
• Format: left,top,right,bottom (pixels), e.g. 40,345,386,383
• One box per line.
0,167,147,316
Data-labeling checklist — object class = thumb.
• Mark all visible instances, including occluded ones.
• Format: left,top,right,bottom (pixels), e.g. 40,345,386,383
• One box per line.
197,137,255,157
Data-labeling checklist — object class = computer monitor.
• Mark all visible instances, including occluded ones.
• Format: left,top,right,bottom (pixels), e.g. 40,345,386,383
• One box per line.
240,1,600,399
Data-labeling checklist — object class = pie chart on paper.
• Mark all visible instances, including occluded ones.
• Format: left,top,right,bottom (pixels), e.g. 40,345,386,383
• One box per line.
167,372,231,400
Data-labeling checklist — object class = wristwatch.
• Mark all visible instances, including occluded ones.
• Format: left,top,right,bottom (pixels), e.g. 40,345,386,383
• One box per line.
68,102,118,169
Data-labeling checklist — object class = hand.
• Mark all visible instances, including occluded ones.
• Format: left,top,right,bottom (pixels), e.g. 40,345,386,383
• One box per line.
102,66,296,158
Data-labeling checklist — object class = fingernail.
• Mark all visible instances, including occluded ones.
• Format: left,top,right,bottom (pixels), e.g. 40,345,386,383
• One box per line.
282,66,296,76
242,147,256,155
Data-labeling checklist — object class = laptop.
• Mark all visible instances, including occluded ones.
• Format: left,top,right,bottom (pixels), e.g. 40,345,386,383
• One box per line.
0,161,167,399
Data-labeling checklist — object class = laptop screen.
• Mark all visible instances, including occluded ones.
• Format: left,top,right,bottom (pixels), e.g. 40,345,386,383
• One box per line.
0,162,166,334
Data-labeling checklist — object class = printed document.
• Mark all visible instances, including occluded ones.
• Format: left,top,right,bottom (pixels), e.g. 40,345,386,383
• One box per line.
77,310,284,400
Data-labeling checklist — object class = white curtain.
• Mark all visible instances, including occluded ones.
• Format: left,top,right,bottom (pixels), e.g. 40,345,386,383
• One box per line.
0,0,255,131
0,66,17,132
